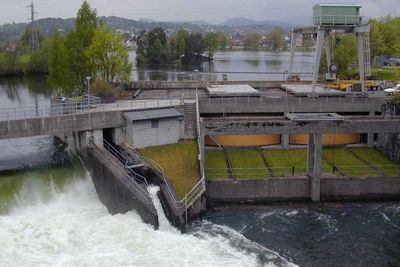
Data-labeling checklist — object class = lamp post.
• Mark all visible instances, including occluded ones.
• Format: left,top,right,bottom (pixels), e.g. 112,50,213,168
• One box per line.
194,69,199,95
86,76,92,95
85,76,91,105
179,54,184,73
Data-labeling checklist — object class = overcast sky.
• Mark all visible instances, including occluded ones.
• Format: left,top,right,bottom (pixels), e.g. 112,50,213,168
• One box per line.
0,0,399,25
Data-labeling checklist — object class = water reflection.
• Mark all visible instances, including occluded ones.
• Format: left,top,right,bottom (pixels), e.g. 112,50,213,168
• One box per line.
129,50,314,81
0,77,53,109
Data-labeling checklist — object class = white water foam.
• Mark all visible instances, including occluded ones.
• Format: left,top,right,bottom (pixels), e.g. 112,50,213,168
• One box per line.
0,173,284,267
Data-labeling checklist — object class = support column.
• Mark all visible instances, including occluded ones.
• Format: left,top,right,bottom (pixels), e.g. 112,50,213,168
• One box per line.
92,129,103,148
281,134,289,149
289,31,296,75
325,33,334,80
367,111,374,147
112,127,125,145
199,128,206,181
312,28,325,94
356,32,365,93
307,134,315,176
311,133,322,202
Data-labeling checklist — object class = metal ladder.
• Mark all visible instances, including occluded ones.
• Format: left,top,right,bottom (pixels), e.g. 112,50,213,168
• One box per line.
363,34,372,77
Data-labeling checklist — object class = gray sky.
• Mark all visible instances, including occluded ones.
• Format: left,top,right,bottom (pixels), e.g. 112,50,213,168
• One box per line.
0,0,399,25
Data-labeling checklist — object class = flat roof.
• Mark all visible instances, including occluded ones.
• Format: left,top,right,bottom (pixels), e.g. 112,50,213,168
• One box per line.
286,113,344,121
207,84,260,97
280,84,353,96
123,108,183,122
314,4,361,8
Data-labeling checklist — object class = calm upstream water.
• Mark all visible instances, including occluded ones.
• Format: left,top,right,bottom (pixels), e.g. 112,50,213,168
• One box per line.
129,51,315,81
0,52,399,266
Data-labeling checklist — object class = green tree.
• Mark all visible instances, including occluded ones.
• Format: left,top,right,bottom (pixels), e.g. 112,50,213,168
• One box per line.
185,33,203,63
246,32,261,51
217,32,229,50
203,32,218,60
48,32,71,94
370,19,387,57
26,39,49,74
266,27,284,52
19,27,45,52
176,29,189,58
65,0,97,93
334,34,357,77
146,27,167,64
86,27,131,83
136,30,148,64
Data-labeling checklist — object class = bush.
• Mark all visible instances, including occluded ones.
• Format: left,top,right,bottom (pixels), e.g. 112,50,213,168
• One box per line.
90,80,115,96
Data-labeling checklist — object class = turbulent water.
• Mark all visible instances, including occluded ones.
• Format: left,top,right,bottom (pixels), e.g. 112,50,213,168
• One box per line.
0,168,295,266
199,204,400,267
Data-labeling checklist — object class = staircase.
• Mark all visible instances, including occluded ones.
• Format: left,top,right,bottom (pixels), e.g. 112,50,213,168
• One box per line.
184,103,197,139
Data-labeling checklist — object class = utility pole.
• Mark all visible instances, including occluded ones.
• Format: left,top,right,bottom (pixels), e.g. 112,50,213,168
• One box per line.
27,0,39,52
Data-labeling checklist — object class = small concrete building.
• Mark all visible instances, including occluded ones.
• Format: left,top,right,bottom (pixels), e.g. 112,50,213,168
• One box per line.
123,108,184,148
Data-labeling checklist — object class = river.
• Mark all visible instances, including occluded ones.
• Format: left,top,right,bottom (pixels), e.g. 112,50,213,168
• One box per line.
0,52,399,266
129,51,315,81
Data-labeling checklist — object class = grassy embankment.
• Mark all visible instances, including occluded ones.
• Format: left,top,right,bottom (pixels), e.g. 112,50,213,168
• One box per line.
205,147,400,180
138,140,200,200
371,67,400,80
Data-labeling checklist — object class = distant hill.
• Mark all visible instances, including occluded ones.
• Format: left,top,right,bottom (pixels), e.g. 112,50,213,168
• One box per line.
0,16,293,42
220,17,292,29
220,17,259,27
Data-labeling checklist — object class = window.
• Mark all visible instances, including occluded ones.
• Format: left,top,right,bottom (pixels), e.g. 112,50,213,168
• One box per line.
151,119,159,128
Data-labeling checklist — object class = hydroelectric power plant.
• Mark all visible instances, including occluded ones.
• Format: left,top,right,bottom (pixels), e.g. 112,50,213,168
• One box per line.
1,4,400,266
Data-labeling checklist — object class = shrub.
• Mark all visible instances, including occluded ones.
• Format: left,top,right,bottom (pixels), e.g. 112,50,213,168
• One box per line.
90,79,115,96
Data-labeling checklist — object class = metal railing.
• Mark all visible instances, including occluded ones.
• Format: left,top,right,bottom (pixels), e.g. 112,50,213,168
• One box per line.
313,15,362,26
0,98,184,121
103,139,149,186
88,140,154,211
205,164,400,180
142,155,205,223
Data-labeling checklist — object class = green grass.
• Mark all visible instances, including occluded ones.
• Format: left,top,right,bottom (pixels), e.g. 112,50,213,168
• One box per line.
138,141,200,199
205,151,230,180
262,149,332,177
227,150,270,179
371,67,400,80
323,148,379,177
263,149,307,177
349,148,400,176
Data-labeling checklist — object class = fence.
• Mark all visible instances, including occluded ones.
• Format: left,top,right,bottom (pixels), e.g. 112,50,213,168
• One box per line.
0,98,185,121
205,164,400,180
88,140,155,212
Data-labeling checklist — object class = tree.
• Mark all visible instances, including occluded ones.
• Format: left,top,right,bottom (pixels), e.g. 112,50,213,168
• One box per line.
334,34,357,77
19,27,45,52
266,27,284,52
146,27,167,64
246,32,261,51
136,30,148,64
48,32,71,94
175,29,189,57
185,33,203,63
217,32,229,50
370,19,387,57
203,32,218,60
65,0,97,93
86,27,132,83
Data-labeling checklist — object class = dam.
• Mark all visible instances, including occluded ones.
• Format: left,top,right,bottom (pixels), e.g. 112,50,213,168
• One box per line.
1,80,400,230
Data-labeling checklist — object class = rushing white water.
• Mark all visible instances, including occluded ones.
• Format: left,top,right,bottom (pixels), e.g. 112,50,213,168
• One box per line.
0,172,290,267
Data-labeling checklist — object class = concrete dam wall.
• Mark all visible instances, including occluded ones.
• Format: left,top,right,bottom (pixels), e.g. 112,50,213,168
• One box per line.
80,146,159,229
206,176,400,204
